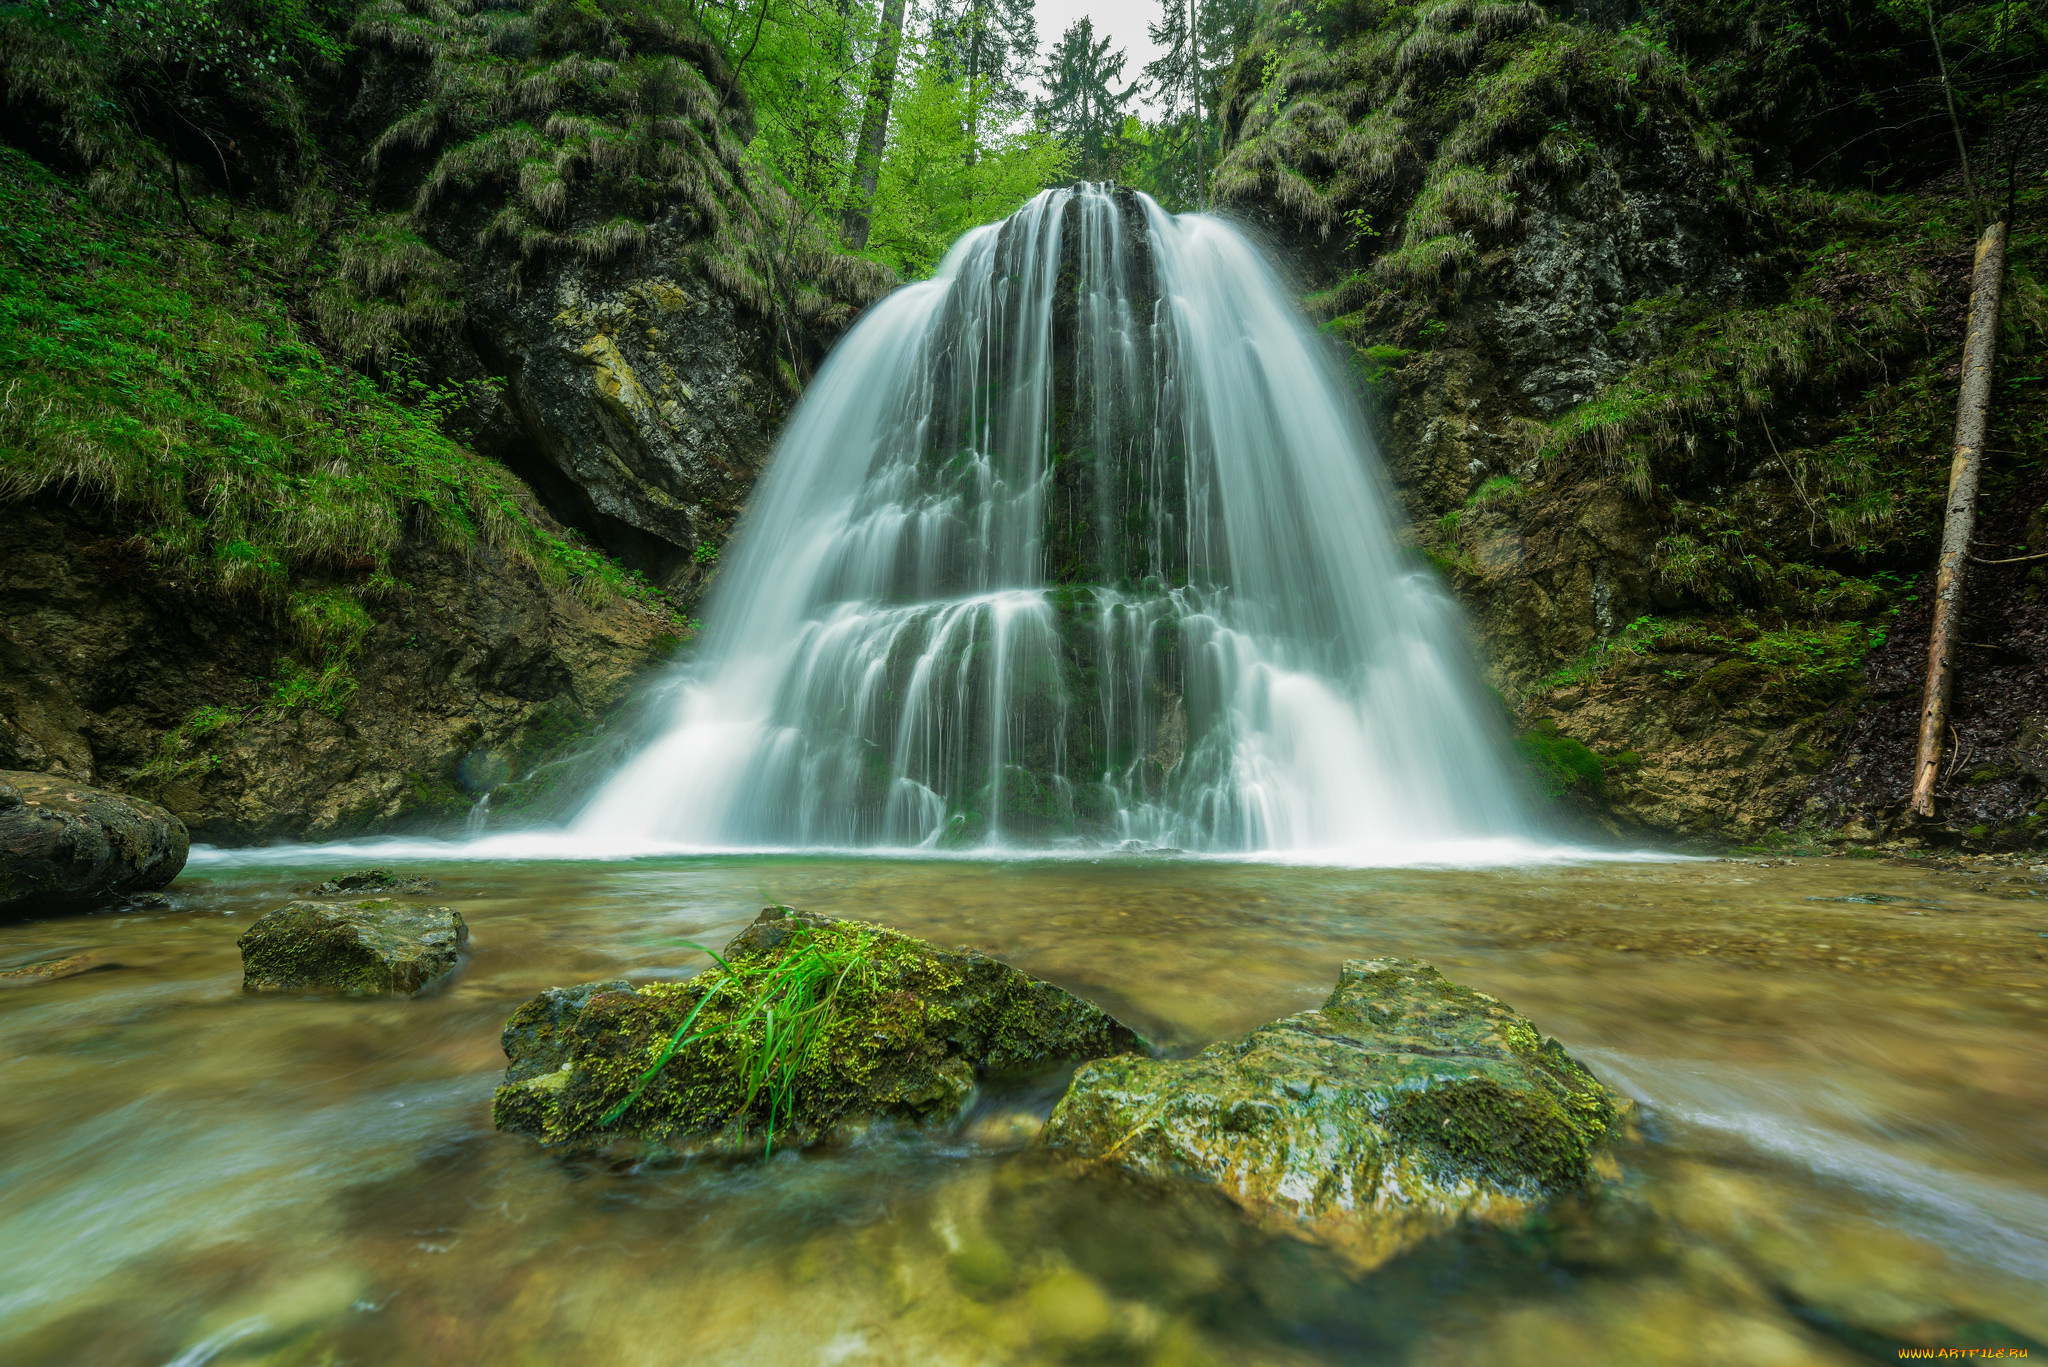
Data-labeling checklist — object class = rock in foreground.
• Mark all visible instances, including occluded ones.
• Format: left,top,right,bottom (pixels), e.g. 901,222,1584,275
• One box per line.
494,906,1141,1153
0,770,189,920
239,900,469,996
1042,957,1621,1271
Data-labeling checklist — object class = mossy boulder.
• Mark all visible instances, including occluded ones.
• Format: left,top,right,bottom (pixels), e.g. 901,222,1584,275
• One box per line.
493,906,1142,1154
1041,957,1622,1271
0,769,189,920
238,899,469,996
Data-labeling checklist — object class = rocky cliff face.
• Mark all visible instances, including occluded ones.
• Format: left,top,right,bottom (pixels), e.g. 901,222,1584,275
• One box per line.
327,0,892,595
0,0,889,842
0,498,675,843
1214,0,2048,848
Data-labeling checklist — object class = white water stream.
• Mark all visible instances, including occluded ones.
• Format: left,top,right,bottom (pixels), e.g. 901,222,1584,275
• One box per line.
574,186,1537,859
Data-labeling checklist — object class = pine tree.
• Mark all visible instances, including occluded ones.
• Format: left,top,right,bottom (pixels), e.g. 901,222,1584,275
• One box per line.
930,0,1040,125
1036,18,1134,180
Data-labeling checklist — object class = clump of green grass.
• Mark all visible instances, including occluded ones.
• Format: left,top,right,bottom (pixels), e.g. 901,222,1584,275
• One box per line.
1527,614,1675,694
603,917,878,1153
137,703,245,780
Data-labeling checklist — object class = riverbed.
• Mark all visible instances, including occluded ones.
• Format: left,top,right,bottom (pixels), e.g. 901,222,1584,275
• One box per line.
2,853,2043,1364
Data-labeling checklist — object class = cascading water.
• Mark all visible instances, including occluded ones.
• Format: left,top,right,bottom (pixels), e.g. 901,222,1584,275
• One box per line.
575,185,1540,858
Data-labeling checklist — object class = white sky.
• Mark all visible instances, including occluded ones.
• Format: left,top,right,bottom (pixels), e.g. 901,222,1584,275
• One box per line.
1030,0,1167,113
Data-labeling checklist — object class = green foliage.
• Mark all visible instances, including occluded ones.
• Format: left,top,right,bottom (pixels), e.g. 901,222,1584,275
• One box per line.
603,916,879,1153
1528,615,1677,694
1649,0,2048,193
865,48,1069,277
1525,608,1891,706
1466,474,1524,508
0,145,678,721
1035,17,1134,179
267,656,357,715
137,701,244,779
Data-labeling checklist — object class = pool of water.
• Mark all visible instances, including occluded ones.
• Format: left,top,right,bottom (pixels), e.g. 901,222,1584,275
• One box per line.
2,853,2044,1365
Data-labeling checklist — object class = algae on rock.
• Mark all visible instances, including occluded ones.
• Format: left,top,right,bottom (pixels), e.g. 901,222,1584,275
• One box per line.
239,899,469,997
493,906,1141,1154
1042,956,1621,1271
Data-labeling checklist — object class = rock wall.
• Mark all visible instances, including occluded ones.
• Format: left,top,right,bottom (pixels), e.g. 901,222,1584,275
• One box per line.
0,498,675,844
1213,0,2048,848
0,0,891,842
330,4,893,597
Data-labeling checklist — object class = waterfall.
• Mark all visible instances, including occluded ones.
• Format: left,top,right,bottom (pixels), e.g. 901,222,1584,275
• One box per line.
574,186,1539,858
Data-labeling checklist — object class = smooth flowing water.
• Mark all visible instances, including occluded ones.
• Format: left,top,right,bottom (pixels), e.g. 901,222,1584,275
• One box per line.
3,854,2044,1365
575,186,1531,859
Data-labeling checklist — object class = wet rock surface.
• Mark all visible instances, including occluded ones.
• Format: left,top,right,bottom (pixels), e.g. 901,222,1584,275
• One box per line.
1041,957,1621,1271
239,899,469,997
493,906,1142,1153
0,769,189,919
309,869,438,897
0,499,678,844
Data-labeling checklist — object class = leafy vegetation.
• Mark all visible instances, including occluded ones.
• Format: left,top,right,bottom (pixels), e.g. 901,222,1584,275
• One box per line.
0,143,677,711
602,916,879,1152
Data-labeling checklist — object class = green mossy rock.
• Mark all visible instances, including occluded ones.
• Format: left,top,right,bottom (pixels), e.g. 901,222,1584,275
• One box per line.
493,906,1142,1154
1041,957,1622,1271
0,769,189,920
238,899,469,997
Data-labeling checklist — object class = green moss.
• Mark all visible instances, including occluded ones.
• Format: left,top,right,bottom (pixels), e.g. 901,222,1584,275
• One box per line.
495,908,1140,1154
0,144,682,670
1516,719,1606,799
402,770,469,819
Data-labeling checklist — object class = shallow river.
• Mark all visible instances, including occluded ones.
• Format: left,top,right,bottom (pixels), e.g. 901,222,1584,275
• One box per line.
2,852,2044,1365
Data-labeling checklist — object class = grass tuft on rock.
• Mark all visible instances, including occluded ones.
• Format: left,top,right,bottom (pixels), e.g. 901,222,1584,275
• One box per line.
602,916,879,1152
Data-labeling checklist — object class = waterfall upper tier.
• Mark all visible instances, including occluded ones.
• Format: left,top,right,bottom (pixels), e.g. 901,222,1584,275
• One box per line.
575,185,1538,858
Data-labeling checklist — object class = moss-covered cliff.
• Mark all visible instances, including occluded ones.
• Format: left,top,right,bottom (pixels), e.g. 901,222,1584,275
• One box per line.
0,0,886,839
1213,0,2048,850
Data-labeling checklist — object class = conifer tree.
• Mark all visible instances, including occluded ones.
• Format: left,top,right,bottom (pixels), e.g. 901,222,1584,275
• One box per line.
1036,18,1134,180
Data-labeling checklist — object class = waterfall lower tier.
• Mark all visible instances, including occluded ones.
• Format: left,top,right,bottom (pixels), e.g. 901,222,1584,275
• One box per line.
575,185,1539,857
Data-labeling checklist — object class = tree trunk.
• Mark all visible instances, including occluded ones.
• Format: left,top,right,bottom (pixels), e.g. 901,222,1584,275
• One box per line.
1909,219,2010,817
842,0,908,251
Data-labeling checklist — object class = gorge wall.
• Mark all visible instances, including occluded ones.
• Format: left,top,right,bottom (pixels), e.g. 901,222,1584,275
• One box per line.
1212,0,2048,851
3,0,2040,851
0,0,887,841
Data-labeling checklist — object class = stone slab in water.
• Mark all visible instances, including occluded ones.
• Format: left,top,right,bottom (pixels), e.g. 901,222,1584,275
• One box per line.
1041,957,1621,1271
0,770,189,920
239,899,469,996
494,906,1142,1153
308,868,438,896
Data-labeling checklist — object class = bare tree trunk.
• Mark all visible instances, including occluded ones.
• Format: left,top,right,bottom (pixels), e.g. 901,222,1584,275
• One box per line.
1909,219,2009,816
842,0,908,251
1926,0,1987,235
